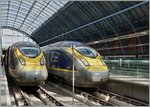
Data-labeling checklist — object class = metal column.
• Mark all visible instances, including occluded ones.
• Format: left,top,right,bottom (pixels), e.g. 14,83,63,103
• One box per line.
0,1,2,105
0,0,2,70
72,44,75,105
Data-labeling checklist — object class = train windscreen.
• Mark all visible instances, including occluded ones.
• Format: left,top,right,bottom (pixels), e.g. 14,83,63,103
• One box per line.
75,47,98,58
19,47,41,57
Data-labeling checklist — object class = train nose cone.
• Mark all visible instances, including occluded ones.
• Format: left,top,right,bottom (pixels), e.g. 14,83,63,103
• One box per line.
20,65,48,85
86,66,109,82
91,72,109,82
86,71,109,82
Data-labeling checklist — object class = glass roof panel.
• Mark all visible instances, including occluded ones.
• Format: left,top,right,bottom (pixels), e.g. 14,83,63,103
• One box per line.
44,7,53,15
19,6,29,13
61,1,68,4
51,1,61,9
1,0,68,35
15,17,24,22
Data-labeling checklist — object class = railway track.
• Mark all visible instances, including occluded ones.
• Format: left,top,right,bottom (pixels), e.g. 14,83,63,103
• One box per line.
12,83,64,106
11,84,32,106
10,79,149,106
93,88,148,106
42,82,87,106
47,81,115,106
47,81,149,106
36,86,64,106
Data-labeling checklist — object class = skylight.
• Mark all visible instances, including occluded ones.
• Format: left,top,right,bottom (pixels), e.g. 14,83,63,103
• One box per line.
1,0,68,35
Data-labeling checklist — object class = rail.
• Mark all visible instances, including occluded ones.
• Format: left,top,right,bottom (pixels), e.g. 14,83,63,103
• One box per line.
36,85,65,106
12,84,32,106
48,81,115,106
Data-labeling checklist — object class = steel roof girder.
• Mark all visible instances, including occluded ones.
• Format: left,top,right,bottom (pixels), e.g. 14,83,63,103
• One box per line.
24,1,51,32
38,1,148,45
6,1,10,26
124,13,143,54
31,1,73,36
19,1,37,29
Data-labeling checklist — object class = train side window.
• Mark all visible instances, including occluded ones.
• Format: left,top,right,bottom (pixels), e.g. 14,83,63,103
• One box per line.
59,54,72,70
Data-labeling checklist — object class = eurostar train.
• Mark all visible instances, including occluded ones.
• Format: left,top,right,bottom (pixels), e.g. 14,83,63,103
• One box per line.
5,42,48,86
43,41,109,87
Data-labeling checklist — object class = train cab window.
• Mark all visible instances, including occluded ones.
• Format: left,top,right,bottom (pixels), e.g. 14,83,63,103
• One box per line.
50,50,72,70
75,47,98,58
50,51,61,68
51,52,60,62
19,47,40,58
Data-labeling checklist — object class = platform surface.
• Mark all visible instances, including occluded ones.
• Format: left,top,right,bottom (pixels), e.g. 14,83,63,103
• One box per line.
110,74,149,86
0,66,11,106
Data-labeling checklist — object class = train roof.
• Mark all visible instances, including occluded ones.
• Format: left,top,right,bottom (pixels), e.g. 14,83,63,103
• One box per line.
48,41,88,47
11,42,38,48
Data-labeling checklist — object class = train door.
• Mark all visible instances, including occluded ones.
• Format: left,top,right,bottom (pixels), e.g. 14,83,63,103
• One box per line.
57,51,73,82
50,50,73,81
47,50,62,77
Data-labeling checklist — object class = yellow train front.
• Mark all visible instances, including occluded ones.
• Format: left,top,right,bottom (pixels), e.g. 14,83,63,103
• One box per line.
43,41,109,87
5,42,48,86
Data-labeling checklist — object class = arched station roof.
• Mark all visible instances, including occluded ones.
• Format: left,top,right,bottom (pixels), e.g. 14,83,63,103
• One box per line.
1,0,68,35
1,1,149,56
31,1,149,56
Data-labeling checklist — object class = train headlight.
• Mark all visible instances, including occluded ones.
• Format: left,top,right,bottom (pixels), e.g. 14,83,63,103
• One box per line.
80,58,90,66
19,58,26,65
101,59,106,65
40,58,44,65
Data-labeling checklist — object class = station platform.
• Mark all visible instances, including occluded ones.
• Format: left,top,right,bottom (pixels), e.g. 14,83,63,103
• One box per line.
102,74,149,102
110,75,149,86
0,66,11,106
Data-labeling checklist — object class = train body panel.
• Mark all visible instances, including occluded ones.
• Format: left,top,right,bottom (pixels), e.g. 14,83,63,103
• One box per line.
5,42,48,86
43,41,109,87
